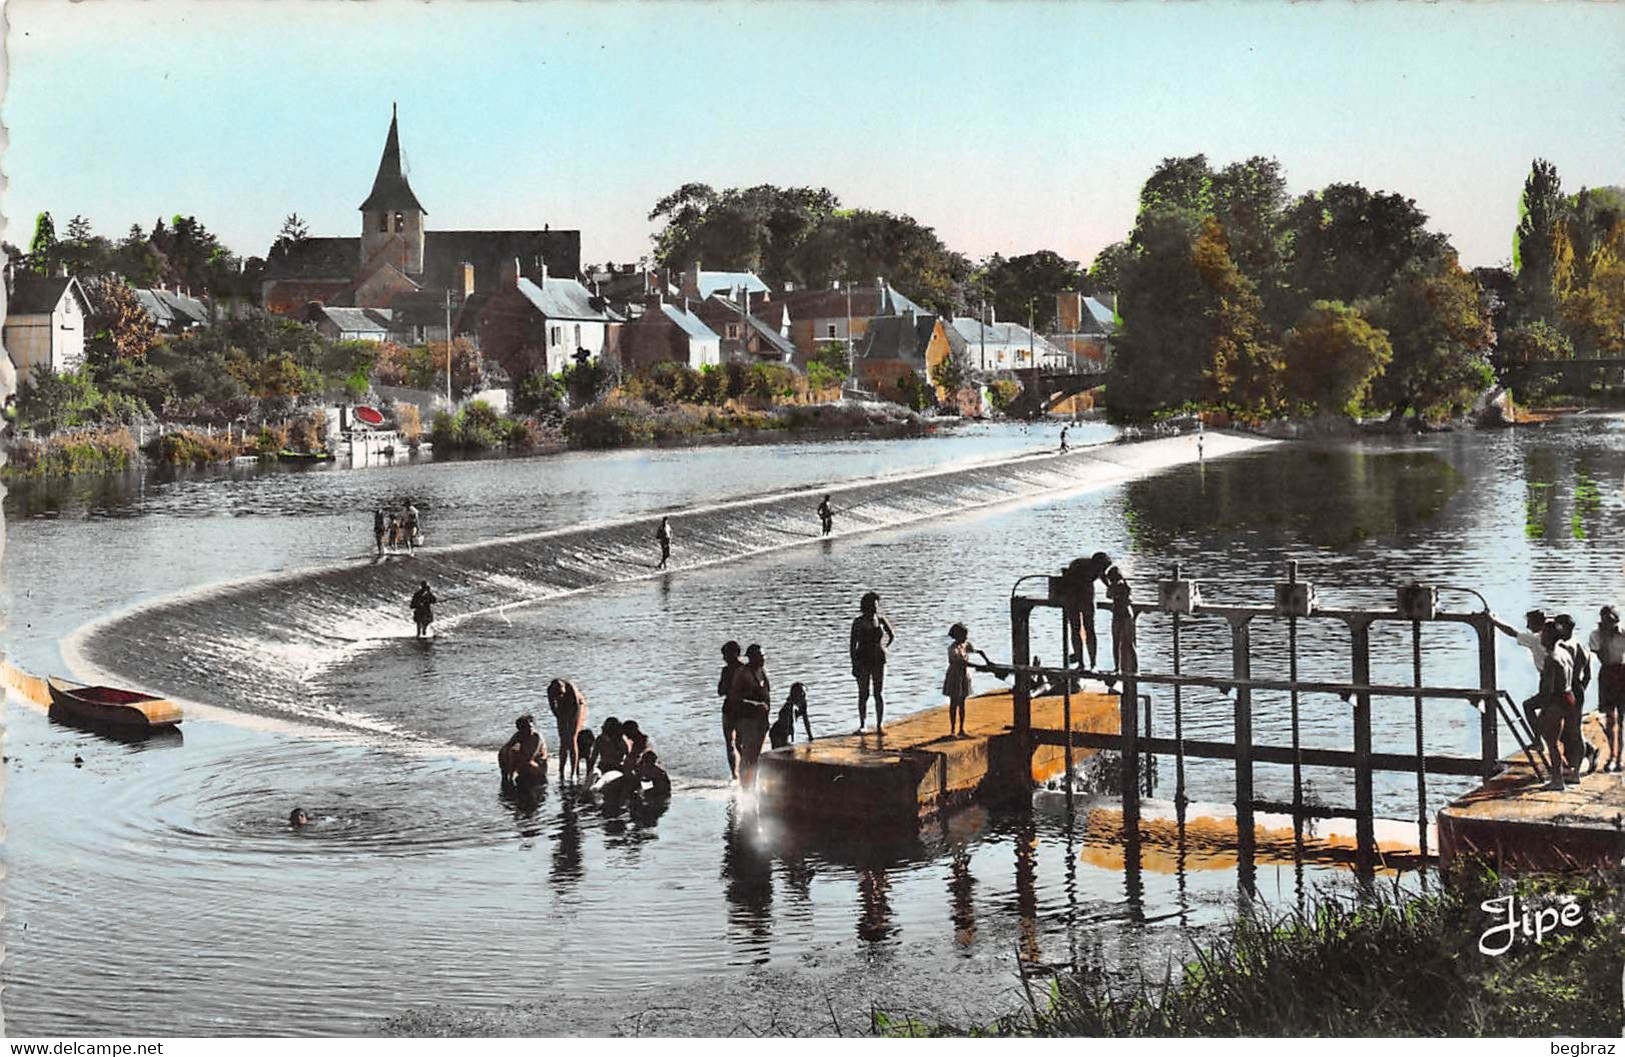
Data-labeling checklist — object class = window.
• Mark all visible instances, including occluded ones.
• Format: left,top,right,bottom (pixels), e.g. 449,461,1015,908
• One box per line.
377,213,389,233
826,324,837,338
574,324,582,347
726,323,740,339
550,326,562,347
394,212,405,232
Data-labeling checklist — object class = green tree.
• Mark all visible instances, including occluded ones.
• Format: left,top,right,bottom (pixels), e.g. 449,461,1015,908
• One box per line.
110,225,165,286
1281,301,1393,414
28,212,57,274
1368,260,1495,417
268,213,310,268
931,343,973,396
973,250,1083,331
1192,218,1282,412
1513,159,1564,324
893,368,934,411
1280,183,1453,319
1087,241,1131,298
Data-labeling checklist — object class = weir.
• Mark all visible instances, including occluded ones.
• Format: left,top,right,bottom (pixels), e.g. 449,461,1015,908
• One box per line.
69,431,1269,735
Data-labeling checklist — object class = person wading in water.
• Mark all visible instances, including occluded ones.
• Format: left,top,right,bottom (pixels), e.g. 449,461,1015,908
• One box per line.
548,678,588,782
410,581,437,638
655,517,673,570
818,495,834,536
718,640,745,780
731,644,772,787
849,591,896,735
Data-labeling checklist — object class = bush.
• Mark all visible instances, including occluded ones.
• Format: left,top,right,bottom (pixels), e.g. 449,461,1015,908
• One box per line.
987,379,1020,413
429,410,458,450
255,424,289,457
806,361,844,395
563,397,657,448
514,372,567,418
506,417,559,450
623,362,703,407
393,403,422,443
457,400,506,450
3,426,138,479
747,363,801,401
148,428,239,467
285,410,326,453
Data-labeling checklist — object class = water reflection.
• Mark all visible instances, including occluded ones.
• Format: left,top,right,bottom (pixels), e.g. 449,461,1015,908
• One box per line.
721,802,774,957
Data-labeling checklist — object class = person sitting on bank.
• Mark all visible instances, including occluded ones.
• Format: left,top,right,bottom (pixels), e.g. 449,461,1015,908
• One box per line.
1589,605,1625,773
770,682,813,750
499,714,548,785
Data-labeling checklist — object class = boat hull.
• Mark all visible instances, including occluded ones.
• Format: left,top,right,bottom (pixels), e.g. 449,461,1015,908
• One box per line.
47,677,183,731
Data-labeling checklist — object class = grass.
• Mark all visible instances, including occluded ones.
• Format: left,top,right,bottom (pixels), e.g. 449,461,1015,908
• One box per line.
2,426,139,479
880,863,1623,1037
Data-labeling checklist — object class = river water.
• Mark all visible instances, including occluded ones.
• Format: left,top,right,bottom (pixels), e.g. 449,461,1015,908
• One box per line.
4,417,1623,1035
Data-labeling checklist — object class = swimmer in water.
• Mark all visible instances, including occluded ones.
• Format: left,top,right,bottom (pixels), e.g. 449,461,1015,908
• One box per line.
289,807,310,828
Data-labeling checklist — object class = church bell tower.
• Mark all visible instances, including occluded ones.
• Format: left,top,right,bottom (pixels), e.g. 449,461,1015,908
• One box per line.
359,104,427,275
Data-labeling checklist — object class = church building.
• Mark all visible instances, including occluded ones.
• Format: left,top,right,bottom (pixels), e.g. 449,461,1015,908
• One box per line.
260,106,581,321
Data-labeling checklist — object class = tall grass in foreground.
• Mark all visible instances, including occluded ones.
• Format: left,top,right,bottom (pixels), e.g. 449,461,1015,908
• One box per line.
877,866,1623,1037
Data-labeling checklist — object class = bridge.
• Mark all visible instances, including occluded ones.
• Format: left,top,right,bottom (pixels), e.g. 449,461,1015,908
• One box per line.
1005,365,1109,418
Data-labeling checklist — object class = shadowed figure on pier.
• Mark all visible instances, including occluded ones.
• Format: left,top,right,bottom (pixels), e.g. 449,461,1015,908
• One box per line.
732,644,772,786
850,591,896,734
1058,553,1113,669
769,682,813,749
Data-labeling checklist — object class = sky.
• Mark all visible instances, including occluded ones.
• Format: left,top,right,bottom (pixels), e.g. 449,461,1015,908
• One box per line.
3,0,1622,274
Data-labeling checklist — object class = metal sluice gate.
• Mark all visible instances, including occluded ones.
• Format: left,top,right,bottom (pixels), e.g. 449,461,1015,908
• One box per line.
1004,561,1548,875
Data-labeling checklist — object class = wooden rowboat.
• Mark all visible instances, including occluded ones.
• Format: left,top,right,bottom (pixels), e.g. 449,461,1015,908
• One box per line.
47,676,183,732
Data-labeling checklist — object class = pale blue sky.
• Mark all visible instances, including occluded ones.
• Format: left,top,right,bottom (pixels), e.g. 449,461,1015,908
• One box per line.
4,0,1622,272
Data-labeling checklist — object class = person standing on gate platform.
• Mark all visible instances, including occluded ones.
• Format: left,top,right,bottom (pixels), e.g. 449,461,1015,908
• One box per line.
1059,552,1113,670
1537,621,1581,791
1492,609,1551,733
1589,606,1625,772
1105,567,1138,684
849,591,896,735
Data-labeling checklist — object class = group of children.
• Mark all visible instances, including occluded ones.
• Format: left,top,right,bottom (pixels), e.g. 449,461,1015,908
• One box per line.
373,500,422,557
498,678,671,801
1495,605,1625,791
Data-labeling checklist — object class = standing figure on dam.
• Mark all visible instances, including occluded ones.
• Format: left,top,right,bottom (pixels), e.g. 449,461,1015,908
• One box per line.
655,517,673,570
410,580,437,638
1059,424,1070,453
943,623,993,738
403,499,421,554
1058,552,1113,670
718,640,745,779
1588,606,1625,772
549,678,588,781
850,591,897,734
818,495,834,536
731,644,772,786
373,508,386,557
499,714,547,785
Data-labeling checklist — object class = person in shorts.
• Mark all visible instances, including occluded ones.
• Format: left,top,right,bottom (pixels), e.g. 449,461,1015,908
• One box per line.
1589,605,1625,773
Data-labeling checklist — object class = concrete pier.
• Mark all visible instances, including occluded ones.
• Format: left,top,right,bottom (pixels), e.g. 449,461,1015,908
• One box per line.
1438,715,1625,871
756,685,1119,824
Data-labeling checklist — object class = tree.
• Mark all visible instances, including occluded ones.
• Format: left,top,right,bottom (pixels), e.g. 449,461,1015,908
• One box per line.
893,368,934,411
931,343,974,397
1368,259,1495,417
1513,159,1564,324
1281,301,1392,414
56,215,114,277
111,225,166,286
973,250,1083,331
1280,183,1453,318
1554,185,1625,356
28,212,57,275
83,278,159,367
268,213,310,267
1087,241,1131,297
1191,218,1282,412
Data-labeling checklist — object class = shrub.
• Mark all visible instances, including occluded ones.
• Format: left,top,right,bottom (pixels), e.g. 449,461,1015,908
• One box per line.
3,426,138,479
506,417,559,450
429,410,458,450
148,428,239,467
987,379,1020,414
563,397,656,448
394,403,423,443
748,363,801,401
255,424,289,457
457,400,506,450
514,372,566,418
285,410,326,453
806,361,844,396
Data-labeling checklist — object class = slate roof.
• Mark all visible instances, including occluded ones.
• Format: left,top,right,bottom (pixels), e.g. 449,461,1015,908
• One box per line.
1082,296,1117,332
263,230,583,296
763,283,925,320
318,306,394,335
358,108,428,215
697,295,798,359
692,270,771,299
950,318,1068,360
135,288,210,328
659,302,720,341
7,275,85,316
859,312,939,362
516,276,611,322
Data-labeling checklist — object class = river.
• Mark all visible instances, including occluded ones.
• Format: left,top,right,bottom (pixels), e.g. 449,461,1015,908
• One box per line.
3,416,1622,1035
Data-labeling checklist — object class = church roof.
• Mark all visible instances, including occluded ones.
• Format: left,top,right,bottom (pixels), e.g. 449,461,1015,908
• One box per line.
358,107,427,215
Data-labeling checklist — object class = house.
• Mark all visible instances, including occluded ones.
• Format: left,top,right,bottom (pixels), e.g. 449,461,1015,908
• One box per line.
948,316,1070,372
471,261,615,378
260,106,581,319
854,309,954,401
134,287,211,333
694,294,797,365
1046,290,1117,368
618,296,721,372
756,279,928,365
307,305,395,343
5,274,90,386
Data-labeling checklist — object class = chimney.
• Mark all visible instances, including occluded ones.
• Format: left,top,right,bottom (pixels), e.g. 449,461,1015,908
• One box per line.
540,261,549,287
460,262,475,298
500,258,520,288
683,260,701,299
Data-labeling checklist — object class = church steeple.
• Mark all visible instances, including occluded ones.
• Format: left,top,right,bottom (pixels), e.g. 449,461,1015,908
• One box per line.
359,103,427,215
360,103,427,275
